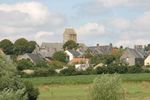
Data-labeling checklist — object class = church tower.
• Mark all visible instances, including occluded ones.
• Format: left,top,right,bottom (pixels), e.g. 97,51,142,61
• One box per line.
63,28,77,43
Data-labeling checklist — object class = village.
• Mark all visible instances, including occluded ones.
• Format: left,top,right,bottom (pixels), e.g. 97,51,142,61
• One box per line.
0,28,150,76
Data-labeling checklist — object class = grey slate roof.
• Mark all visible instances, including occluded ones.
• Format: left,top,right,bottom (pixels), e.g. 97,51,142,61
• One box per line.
26,53,44,64
88,45,112,55
126,48,146,58
38,43,63,58
68,50,82,57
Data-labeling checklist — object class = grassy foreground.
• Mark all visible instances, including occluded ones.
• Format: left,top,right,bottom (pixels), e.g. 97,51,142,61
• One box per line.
23,73,150,86
23,73,150,100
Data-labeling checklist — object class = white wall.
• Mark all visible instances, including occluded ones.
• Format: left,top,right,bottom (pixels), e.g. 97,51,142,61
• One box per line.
65,50,74,61
145,55,150,66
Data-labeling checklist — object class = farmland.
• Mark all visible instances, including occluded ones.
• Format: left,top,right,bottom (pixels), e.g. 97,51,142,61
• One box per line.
23,73,150,100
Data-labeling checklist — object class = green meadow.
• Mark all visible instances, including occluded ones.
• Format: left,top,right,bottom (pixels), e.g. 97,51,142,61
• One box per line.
23,73,150,100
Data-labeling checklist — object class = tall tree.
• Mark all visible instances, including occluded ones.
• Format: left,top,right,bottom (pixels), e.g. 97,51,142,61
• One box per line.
52,51,67,63
27,41,37,53
14,38,29,55
63,40,78,50
0,39,14,55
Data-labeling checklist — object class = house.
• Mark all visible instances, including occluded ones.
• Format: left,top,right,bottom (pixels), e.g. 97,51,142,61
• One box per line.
17,53,44,64
88,43,113,55
145,55,150,66
120,48,145,66
33,43,63,59
65,50,82,61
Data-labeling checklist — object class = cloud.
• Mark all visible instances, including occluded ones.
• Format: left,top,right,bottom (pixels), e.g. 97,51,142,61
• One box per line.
77,22,106,35
0,1,66,42
111,18,130,30
35,31,54,39
77,0,150,16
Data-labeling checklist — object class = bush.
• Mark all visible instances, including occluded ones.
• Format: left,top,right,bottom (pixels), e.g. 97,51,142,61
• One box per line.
33,68,56,77
17,59,34,71
95,66,108,74
24,82,39,100
0,89,27,100
128,65,143,73
90,74,124,100
60,67,76,76
0,53,39,100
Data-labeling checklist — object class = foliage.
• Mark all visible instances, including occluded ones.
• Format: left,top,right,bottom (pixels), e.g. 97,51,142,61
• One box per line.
17,59,34,71
90,74,124,100
53,51,67,63
128,65,143,73
49,60,65,69
0,89,27,100
14,38,36,55
63,40,78,50
60,67,76,76
0,39,14,55
27,41,37,53
0,53,39,100
24,82,39,100
144,44,150,51
33,68,56,77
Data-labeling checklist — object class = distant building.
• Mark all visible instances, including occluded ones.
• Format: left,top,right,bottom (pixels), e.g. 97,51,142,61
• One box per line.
63,28,77,43
120,48,146,66
88,43,113,55
33,43,63,59
17,53,44,64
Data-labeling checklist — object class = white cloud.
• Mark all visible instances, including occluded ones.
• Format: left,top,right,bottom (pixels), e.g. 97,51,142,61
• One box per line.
0,1,66,42
77,22,106,35
35,31,54,39
96,0,150,8
133,12,150,31
111,18,130,30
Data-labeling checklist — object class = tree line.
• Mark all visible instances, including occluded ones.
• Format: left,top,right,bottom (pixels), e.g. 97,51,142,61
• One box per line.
0,38,36,55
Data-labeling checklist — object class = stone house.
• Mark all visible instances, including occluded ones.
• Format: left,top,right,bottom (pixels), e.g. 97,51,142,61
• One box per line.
120,48,146,66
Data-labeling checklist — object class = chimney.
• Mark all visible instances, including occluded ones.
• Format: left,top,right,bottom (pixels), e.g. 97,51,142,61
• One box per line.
97,44,100,47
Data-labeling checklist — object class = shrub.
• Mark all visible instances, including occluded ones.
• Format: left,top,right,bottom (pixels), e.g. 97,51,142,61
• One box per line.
33,68,56,77
0,53,39,100
24,82,39,100
90,74,124,100
95,66,108,74
0,89,27,100
60,67,76,76
17,59,34,71
128,65,143,73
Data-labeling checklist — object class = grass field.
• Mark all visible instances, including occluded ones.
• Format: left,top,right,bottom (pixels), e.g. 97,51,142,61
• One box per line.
23,73,150,100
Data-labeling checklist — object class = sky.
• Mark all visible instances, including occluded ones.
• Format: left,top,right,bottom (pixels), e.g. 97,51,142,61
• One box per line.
0,0,150,47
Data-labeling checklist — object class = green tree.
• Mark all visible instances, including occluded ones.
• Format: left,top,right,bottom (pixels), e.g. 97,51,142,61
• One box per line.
0,39,14,55
63,40,78,50
145,44,150,51
53,51,67,63
27,41,37,53
14,38,29,55
0,51,39,100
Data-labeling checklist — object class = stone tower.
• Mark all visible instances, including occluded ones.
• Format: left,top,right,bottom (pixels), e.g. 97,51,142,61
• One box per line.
63,28,77,43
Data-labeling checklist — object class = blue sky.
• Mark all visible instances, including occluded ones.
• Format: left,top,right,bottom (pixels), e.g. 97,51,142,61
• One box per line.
0,0,150,47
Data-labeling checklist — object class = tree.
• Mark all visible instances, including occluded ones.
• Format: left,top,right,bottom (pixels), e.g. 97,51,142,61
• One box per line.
0,51,39,100
14,38,29,55
63,40,78,50
145,44,150,51
52,51,67,63
27,41,37,53
0,39,14,55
